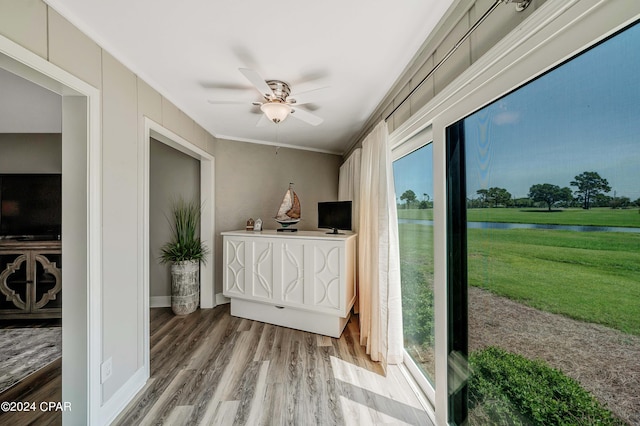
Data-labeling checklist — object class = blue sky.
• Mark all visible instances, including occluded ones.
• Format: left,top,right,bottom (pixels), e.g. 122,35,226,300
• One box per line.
393,144,433,202
394,22,639,202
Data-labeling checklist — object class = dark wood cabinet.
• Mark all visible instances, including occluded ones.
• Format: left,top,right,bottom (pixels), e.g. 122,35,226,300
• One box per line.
0,240,61,319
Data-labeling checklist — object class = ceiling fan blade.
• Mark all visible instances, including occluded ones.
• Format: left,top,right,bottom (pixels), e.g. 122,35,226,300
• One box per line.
239,68,274,98
256,114,270,127
207,100,248,105
290,107,323,126
289,86,330,105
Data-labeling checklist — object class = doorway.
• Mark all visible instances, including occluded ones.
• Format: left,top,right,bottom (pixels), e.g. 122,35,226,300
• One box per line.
0,35,100,424
142,119,215,379
149,138,201,308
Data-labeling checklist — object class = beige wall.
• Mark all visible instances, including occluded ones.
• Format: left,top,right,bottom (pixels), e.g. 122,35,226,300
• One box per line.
0,0,342,416
0,133,61,172
345,0,548,155
214,138,342,294
0,0,216,408
149,138,200,299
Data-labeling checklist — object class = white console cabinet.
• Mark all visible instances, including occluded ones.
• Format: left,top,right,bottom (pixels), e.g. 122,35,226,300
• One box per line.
222,230,356,338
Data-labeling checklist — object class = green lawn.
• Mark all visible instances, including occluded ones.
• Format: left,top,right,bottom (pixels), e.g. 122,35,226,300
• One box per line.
398,207,640,228
468,228,640,335
398,223,434,267
398,222,640,336
398,208,434,221
398,223,435,352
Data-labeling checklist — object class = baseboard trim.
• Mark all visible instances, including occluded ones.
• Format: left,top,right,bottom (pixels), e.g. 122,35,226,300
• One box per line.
152,294,229,308
150,296,170,308
152,295,229,308
98,367,147,426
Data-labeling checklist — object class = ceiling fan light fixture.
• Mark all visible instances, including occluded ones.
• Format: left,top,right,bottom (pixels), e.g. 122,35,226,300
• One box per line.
261,101,291,123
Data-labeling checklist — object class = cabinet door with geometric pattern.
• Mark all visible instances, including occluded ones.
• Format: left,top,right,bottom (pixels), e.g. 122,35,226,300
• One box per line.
0,252,29,313
223,238,247,297
249,240,275,302
308,242,343,313
33,252,62,311
278,241,306,307
0,244,62,318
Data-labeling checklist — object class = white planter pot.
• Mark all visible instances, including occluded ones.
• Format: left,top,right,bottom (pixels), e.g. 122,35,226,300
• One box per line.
170,260,200,315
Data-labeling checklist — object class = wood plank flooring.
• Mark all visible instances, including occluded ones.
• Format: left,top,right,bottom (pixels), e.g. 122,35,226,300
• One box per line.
0,305,433,425
0,318,62,426
114,305,432,426
0,357,62,425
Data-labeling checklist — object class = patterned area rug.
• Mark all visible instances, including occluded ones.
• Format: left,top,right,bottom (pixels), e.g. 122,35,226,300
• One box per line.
0,327,62,394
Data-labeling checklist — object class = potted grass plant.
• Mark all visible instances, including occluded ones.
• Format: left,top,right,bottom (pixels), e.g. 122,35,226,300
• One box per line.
160,198,208,315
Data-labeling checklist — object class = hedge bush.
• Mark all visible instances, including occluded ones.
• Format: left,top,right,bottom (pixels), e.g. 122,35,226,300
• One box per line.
400,261,434,347
468,347,623,425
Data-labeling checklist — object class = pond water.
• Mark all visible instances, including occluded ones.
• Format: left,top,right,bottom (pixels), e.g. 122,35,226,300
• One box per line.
398,219,640,234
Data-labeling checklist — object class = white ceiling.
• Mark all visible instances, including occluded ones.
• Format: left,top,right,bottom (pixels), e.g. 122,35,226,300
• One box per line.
45,0,454,154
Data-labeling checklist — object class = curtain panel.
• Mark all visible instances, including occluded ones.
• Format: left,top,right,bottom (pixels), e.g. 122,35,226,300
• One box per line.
357,121,403,371
338,148,361,232
339,148,362,313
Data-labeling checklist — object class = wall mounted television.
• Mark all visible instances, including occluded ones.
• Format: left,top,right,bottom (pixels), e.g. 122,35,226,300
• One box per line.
0,174,62,240
317,201,352,234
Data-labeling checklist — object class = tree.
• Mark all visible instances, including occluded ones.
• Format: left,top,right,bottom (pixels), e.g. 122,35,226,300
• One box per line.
476,189,489,207
487,187,512,207
590,193,612,208
476,187,511,207
467,197,484,209
513,197,534,208
400,189,417,209
610,196,631,209
570,171,611,209
528,183,572,211
559,187,574,207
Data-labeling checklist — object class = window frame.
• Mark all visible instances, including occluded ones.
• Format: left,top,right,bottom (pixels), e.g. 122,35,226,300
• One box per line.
391,125,436,409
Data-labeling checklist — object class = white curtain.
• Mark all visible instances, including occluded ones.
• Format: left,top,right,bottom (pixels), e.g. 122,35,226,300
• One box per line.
339,148,361,313
338,148,361,232
358,121,403,371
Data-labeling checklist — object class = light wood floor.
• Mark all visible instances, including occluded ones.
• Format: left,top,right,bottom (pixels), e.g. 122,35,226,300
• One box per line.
0,357,62,425
0,306,432,425
0,319,62,426
114,305,432,426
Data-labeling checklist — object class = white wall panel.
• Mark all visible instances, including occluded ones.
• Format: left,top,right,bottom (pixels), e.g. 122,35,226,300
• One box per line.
137,78,162,123
162,97,194,142
0,0,47,59
61,94,89,424
48,8,102,89
101,50,140,402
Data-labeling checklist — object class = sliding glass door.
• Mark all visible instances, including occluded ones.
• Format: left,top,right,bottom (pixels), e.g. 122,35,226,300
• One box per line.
382,2,639,424
392,130,436,401
446,20,640,425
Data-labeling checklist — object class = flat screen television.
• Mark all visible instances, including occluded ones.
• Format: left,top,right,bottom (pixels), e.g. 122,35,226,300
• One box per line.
318,201,352,234
0,174,62,240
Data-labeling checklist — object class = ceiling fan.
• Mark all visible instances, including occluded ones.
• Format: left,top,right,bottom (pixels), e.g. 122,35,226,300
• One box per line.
208,68,324,126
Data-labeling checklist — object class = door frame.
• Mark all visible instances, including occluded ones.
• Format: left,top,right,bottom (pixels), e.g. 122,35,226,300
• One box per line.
141,117,215,379
0,35,102,424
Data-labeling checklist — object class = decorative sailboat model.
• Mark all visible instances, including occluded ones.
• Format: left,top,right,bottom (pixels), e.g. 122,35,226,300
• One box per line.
275,183,301,232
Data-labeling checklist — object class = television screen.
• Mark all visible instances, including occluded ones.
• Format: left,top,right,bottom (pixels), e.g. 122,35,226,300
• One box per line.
318,201,352,234
0,174,61,238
